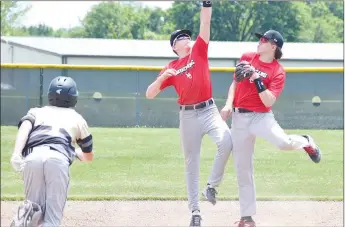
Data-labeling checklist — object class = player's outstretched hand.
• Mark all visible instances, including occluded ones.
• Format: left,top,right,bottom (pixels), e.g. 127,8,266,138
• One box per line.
220,105,233,121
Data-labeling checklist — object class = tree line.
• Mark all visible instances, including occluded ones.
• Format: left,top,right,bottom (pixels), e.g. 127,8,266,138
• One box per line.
1,1,344,43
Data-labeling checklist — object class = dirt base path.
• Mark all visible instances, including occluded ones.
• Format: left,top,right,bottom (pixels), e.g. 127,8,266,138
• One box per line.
1,201,343,226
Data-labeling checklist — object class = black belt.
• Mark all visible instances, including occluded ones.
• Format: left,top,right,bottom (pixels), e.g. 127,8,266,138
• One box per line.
22,147,33,157
180,99,214,110
233,107,253,113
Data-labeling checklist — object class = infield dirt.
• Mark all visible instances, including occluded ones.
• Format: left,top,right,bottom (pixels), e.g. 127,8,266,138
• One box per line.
1,200,343,226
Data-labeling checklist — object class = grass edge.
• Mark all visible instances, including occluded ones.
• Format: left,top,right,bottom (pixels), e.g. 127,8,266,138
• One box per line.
1,195,343,202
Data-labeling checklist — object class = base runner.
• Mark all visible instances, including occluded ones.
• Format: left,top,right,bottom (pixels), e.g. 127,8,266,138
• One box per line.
10,76,94,227
146,1,233,226
221,30,322,227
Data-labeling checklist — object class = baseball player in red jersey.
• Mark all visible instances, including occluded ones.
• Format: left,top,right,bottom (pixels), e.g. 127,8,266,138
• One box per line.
146,1,233,226
220,30,322,227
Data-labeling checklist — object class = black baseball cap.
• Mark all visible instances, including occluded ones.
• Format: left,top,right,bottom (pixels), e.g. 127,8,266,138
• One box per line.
170,29,192,47
255,30,284,48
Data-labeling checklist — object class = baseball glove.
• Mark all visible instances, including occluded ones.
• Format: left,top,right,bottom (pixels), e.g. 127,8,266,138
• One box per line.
235,61,255,82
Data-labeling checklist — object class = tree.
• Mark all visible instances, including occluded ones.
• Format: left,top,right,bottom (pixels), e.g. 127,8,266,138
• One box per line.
327,1,344,20
27,24,54,36
147,8,166,34
294,2,343,43
165,1,201,38
81,2,150,39
1,1,31,35
4,0,342,43
248,1,302,42
166,1,302,42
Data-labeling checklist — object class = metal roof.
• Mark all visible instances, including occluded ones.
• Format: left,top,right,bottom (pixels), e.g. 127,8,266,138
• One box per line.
1,36,343,60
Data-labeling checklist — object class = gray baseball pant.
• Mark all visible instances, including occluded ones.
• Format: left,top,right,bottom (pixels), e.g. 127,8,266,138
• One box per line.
231,110,309,217
179,99,233,212
22,146,70,227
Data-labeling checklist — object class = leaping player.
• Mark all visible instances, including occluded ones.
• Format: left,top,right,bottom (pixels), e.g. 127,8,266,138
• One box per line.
146,1,233,226
220,29,321,227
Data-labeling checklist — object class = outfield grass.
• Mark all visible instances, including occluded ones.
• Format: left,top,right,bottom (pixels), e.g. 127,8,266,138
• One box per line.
1,126,343,201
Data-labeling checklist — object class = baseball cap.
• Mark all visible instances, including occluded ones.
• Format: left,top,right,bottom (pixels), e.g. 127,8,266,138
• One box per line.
170,29,192,47
255,30,284,48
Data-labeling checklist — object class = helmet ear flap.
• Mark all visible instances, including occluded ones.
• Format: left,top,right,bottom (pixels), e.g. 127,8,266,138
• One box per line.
68,86,77,95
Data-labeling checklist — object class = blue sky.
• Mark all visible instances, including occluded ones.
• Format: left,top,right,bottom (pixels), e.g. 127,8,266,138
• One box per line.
20,1,173,29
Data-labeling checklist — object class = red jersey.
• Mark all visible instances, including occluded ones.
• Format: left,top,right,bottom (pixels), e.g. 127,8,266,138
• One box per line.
233,52,286,112
158,36,212,105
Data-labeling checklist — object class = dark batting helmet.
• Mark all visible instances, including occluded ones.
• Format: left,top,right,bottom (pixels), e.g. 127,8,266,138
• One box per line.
47,76,78,108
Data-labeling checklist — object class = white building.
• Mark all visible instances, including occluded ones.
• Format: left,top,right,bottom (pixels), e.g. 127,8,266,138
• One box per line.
1,36,344,67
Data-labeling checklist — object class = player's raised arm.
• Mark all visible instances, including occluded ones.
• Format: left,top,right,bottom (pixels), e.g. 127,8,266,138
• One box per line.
199,1,212,43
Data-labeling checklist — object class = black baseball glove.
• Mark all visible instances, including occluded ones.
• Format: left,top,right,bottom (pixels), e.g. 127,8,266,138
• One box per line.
235,61,255,82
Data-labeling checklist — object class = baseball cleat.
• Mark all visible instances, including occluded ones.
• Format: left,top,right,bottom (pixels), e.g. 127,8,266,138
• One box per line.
202,184,218,205
189,214,202,227
235,219,256,227
302,135,321,163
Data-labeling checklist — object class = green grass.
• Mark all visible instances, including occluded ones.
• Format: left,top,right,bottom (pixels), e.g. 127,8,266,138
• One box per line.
1,127,343,201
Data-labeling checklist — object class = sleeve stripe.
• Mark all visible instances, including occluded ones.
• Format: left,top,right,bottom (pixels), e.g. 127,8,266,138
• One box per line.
79,135,92,144
77,135,93,153
18,114,35,129
81,145,93,153
80,139,92,148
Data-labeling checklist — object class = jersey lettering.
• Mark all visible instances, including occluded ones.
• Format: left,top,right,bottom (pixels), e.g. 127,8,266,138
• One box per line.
175,60,195,77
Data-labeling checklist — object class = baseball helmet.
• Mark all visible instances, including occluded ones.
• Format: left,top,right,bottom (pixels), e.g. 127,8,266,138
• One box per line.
255,30,284,48
170,29,192,47
47,76,78,108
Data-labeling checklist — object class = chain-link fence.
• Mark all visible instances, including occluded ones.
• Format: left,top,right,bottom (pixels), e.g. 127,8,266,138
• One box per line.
1,65,343,129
